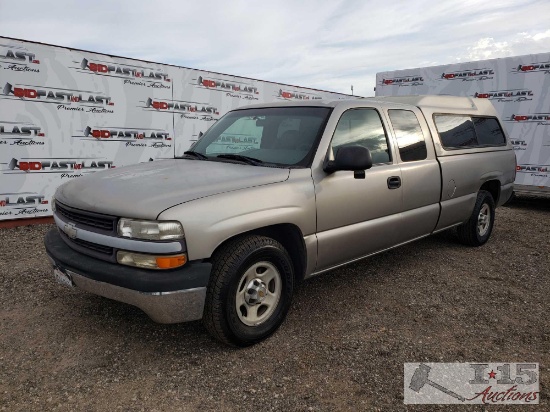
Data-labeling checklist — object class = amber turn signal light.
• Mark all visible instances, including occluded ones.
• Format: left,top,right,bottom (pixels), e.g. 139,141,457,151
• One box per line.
156,255,187,269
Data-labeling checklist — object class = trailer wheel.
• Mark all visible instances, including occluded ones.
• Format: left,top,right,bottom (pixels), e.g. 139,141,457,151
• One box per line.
203,235,294,346
457,190,495,246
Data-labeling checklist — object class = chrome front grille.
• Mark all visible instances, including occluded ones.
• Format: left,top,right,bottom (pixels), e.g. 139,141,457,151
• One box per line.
56,201,116,232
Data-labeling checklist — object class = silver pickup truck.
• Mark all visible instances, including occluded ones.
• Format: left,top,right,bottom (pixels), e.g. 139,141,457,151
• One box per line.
45,95,516,346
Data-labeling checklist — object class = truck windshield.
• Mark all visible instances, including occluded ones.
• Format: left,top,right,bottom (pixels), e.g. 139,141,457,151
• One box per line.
188,107,331,167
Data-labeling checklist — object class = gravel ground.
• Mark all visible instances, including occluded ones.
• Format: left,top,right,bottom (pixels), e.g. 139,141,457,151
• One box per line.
1,196,548,411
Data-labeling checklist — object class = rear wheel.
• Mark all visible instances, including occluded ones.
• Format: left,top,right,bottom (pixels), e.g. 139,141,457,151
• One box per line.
203,235,294,346
457,190,495,246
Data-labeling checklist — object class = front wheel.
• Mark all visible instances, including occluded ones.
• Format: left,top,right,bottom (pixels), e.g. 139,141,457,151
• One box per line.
457,190,495,246
203,235,294,346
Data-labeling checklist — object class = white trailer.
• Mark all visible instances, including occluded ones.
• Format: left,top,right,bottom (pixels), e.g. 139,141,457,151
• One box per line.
0,37,349,222
375,53,550,196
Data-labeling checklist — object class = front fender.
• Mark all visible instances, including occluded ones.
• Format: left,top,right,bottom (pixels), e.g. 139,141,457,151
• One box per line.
158,169,316,260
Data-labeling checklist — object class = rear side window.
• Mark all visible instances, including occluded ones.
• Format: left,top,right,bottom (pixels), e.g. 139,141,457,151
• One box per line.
473,117,506,145
434,115,506,149
434,116,478,148
388,110,427,162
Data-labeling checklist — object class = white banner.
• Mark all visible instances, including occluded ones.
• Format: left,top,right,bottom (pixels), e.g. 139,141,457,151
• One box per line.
375,53,550,190
0,37,348,220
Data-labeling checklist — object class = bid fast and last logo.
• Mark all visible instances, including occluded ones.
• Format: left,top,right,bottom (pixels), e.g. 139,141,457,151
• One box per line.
513,61,550,74
507,113,550,126
194,75,259,100
1,158,116,179
0,120,45,147
142,97,219,121
380,75,424,86
0,45,40,73
440,68,494,81
473,89,534,103
277,89,322,100
516,164,549,178
75,58,171,89
2,82,114,114
0,192,49,217
75,126,172,149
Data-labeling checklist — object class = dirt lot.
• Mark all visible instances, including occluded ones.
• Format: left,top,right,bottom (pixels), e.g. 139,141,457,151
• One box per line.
1,196,548,411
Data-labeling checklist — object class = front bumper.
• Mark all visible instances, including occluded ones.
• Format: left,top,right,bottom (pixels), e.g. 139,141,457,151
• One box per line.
45,229,212,323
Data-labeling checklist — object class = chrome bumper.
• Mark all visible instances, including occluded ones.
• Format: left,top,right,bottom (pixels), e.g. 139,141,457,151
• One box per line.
58,265,206,323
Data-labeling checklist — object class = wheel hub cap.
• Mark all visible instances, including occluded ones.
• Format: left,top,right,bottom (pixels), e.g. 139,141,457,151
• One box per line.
244,279,268,305
477,204,491,236
235,261,282,327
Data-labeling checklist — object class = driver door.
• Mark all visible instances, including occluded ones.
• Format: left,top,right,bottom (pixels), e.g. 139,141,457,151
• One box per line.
313,108,403,272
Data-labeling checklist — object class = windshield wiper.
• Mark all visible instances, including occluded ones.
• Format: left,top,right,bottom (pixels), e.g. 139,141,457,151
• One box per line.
217,154,264,166
177,151,208,160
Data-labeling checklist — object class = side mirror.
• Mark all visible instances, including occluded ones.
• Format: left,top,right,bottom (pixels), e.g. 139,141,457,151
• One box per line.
324,145,373,174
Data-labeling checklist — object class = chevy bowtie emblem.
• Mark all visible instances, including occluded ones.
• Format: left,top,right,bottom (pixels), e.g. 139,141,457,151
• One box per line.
63,222,77,239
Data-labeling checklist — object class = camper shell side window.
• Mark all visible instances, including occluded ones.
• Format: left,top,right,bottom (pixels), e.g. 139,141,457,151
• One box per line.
433,114,507,150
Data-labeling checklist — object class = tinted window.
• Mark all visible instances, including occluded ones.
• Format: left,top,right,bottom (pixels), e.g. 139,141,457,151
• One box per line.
388,110,427,162
473,117,506,146
434,115,478,148
331,108,390,164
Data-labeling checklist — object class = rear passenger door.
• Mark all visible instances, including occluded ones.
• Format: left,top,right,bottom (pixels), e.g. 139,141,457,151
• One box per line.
384,108,441,241
314,107,403,271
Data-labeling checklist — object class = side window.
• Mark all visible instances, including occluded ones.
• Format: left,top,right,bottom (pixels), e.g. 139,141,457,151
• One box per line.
388,109,427,162
331,108,391,164
472,117,506,146
434,115,478,148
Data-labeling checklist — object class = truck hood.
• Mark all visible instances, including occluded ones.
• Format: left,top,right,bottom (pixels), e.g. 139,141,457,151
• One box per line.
56,159,290,219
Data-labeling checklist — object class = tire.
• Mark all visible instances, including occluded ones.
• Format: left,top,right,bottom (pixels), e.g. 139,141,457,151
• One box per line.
203,235,294,346
457,190,496,246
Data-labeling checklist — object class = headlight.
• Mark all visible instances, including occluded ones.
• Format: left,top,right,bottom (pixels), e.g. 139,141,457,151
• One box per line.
117,250,187,270
118,218,184,240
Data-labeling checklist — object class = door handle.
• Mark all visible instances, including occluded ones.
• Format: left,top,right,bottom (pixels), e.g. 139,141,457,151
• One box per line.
387,176,401,189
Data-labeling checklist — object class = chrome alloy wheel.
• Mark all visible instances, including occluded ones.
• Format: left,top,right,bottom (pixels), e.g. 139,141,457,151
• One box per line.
235,261,282,326
477,203,491,236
